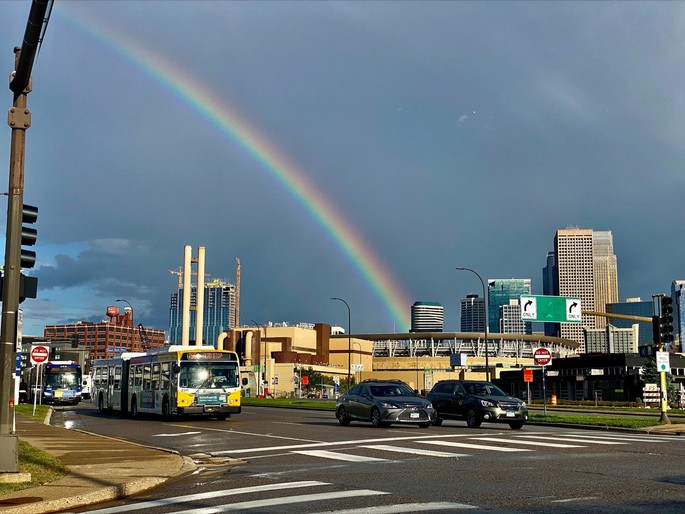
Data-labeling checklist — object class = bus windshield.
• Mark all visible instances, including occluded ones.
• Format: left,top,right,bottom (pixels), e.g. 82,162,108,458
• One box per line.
179,361,240,389
45,369,81,388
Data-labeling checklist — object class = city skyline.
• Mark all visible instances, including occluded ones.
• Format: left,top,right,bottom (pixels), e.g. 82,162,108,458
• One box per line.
2,2,683,336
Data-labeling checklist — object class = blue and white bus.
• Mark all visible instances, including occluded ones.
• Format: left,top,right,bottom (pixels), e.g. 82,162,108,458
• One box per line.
25,360,83,405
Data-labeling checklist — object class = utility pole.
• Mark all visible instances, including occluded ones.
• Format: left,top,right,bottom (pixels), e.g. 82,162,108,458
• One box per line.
1,0,52,475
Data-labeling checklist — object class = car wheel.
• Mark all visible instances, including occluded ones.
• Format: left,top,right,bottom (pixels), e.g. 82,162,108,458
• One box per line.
433,415,443,426
371,407,383,428
509,421,524,430
418,422,430,429
466,409,482,428
337,406,351,426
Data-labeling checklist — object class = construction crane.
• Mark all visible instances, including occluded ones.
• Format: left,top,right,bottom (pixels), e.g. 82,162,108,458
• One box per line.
168,267,210,288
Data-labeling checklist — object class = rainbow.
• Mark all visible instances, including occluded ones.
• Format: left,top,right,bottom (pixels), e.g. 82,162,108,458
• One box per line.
61,9,410,331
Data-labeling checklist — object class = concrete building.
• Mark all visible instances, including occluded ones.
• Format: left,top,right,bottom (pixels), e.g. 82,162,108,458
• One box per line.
487,278,532,334
499,300,529,334
44,306,166,361
169,277,235,346
460,294,485,332
551,228,619,351
410,301,444,332
585,324,638,354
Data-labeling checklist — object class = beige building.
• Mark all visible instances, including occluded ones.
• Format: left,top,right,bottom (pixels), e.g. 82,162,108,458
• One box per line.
554,228,619,351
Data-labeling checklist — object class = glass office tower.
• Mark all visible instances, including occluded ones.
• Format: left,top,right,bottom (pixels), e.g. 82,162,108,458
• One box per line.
487,278,532,334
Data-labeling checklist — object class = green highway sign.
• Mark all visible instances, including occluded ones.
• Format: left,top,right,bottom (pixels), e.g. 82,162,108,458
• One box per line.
520,295,582,323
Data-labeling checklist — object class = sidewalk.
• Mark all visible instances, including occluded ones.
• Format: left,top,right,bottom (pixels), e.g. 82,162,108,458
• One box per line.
0,412,196,514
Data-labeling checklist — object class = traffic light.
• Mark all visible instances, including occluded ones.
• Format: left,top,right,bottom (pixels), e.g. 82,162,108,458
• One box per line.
659,296,674,346
21,204,38,269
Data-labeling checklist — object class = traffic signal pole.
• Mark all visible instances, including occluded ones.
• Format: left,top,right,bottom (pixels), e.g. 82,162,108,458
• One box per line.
1,0,50,474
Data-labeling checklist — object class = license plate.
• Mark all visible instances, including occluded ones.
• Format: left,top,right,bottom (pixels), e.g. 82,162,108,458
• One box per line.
506,411,515,417
410,412,419,419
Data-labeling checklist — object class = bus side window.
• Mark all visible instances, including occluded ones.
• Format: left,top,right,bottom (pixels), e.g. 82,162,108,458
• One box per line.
152,364,160,390
161,363,170,391
134,365,143,388
143,363,151,390
113,366,121,390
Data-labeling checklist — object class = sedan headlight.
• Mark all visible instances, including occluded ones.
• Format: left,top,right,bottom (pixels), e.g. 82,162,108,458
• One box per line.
521,401,527,407
480,399,495,407
380,401,400,409
425,404,435,410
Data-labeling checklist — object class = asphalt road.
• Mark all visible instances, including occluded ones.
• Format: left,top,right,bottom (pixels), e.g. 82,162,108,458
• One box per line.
56,404,685,513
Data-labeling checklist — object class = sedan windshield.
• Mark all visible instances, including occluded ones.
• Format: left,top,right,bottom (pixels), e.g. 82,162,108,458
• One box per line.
369,384,415,397
466,383,507,396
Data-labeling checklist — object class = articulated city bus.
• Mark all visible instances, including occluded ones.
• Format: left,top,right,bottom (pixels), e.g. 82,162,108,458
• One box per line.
92,346,242,420
25,360,83,406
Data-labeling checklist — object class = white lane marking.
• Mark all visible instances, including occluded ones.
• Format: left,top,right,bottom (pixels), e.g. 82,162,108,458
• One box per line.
151,431,201,437
420,440,532,452
82,481,329,514
360,444,469,457
173,489,389,514
563,433,670,443
515,435,627,445
471,437,583,448
310,501,478,513
213,433,479,456
551,496,599,503
293,450,387,462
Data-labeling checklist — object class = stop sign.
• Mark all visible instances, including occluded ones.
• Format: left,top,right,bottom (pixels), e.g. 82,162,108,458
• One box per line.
30,345,49,365
534,347,552,366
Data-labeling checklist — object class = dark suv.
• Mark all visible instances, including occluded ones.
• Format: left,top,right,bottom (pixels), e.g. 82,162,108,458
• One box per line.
427,380,528,429
335,379,436,428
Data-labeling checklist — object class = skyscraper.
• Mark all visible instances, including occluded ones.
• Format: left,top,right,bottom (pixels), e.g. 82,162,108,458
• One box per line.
169,278,235,347
487,278,532,333
460,294,485,332
410,301,444,332
552,228,619,351
672,281,685,352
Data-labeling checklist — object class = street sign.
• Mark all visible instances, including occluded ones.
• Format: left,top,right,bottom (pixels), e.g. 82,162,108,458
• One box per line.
520,295,582,323
534,347,552,366
523,368,533,383
656,351,670,373
30,344,49,365
351,364,364,372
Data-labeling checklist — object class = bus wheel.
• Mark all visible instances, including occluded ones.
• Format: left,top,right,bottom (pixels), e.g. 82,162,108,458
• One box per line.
98,394,104,413
216,414,228,421
162,397,170,419
131,396,138,418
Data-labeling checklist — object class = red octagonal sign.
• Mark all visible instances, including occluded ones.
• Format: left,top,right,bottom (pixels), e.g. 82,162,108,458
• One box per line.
30,345,49,365
534,347,552,366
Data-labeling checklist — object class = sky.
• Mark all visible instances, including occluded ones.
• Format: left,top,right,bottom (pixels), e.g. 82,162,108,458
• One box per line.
1,1,684,338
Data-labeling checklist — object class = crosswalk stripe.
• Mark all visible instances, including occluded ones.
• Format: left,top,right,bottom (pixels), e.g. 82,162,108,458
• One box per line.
471,437,583,448
293,450,387,462
82,481,330,514
420,440,532,452
359,444,469,457
173,489,390,514
309,501,478,512
514,435,627,445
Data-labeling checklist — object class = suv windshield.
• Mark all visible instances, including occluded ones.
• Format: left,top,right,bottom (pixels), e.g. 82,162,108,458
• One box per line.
369,383,415,397
465,382,507,397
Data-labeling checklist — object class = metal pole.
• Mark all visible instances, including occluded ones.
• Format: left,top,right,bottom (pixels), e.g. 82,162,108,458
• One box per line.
456,268,489,382
250,320,266,397
330,298,351,391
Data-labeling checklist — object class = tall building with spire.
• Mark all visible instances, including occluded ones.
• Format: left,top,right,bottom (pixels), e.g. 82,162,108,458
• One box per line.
551,228,619,351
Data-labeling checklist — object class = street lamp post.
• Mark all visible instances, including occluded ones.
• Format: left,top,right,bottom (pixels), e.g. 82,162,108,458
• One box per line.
115,299,134,351
455,268,490,382
330,297,351,392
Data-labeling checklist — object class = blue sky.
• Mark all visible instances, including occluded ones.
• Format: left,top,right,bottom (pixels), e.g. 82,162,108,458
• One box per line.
1,1,683,337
